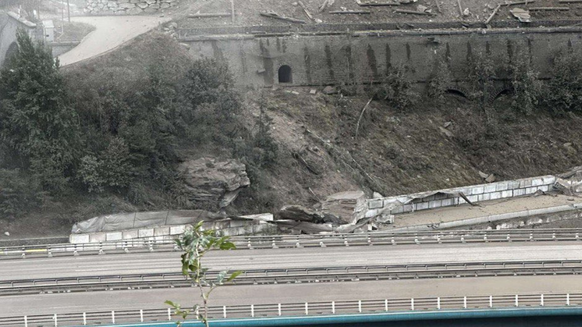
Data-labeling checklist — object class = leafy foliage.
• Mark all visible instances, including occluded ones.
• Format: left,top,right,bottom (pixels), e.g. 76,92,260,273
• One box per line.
0,169,44,219
375,65,418,111
166,222,240,326
507,55,541,116
427,58,453,105
542,49,582,114
0,30,80,193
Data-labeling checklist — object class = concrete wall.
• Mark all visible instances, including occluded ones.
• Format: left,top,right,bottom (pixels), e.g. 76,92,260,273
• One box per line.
69,219,276,244
365,175,557,218
179,26,582,88
50,41,79,57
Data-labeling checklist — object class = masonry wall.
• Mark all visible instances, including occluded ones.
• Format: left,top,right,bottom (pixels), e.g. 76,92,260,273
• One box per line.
180,27,582,88
84,0,178,14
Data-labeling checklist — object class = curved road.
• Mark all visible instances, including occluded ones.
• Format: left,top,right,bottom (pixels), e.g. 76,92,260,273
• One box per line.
58,15,170,66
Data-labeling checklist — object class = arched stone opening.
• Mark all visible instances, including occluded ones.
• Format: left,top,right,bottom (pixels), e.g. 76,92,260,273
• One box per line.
445,89,468,98
4,42,18,64
278,65,292,83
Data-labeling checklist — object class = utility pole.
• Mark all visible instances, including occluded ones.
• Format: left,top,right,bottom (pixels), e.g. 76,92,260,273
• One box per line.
231,0,235,24
67,0,71,23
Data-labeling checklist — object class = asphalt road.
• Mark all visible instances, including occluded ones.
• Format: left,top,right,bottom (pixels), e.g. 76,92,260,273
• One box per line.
2,242,582,280
4,275,582,316
3,242,582,317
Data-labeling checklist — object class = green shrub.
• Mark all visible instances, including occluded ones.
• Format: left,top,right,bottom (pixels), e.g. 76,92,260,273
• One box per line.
427,58,453,105
0,169,44,219
375,65,418,111
0,31,80,194
543,49,582,114
508,55,541,116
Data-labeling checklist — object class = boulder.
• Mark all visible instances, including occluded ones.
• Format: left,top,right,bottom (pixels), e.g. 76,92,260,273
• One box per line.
180,157,250,210
321,190,367,225
278,205,326,223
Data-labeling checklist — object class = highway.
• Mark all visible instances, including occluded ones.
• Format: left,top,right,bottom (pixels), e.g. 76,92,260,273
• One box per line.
2,242,582,280
3,241,582,318
3,275,582,316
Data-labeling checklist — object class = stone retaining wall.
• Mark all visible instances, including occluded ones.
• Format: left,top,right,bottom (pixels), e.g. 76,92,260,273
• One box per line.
366,175,557,218
84,0,178,14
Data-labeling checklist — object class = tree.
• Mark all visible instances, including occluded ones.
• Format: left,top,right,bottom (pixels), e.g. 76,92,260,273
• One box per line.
0,30,79,193
166,222,241,327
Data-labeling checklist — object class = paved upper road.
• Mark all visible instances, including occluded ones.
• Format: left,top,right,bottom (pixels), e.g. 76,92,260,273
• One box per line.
58,15,170,66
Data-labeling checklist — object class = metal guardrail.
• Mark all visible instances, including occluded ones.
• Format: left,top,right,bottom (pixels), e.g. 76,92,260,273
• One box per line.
1,260,581,296
3,229,582,260
1,293,581,326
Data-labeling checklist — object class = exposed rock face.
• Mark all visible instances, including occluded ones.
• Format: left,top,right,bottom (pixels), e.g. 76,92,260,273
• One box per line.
84,0,178,14
180,157,250,211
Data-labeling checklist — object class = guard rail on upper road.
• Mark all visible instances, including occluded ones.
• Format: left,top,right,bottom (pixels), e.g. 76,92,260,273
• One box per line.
3,229,582,260
1,292,581,326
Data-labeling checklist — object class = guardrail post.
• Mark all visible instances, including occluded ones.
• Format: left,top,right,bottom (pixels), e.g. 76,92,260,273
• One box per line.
278,303,282,316
168,308,172,321
251,304,255,317
415,236,420,245
305,302,309,315
296,237,302,248
247,240,253,250
567,294,570,306
74,244,78,256
83,312,87,325
489,295,493,308
140,309,144,322
515,295,519,307
24,316,28,327
437,235,441,244
483,234,488,242
507,234,511,242
124,241,130,253
98,242,104,255
272,238,278,249
367,234,372,246
552,233,556,241
461,235,465,244
319,241,326,248
385,299,388,312
54,314,58,327
223,306,227,318
541,294,544,307
437,297,441,310
148,240,154,252
21,247,25,259
111,311,115,324
48,246,53,258
576,233,580,241
332,301,336,314
463,296,467,309
411,298,415,310
358,300,362,313
391,238,396,246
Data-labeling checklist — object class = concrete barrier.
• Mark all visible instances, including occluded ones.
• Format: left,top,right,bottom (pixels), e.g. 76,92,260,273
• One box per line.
366,175,557,217
69,219,276,244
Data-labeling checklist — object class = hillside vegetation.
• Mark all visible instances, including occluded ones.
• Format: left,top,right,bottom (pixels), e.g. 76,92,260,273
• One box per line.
1,31,582,238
